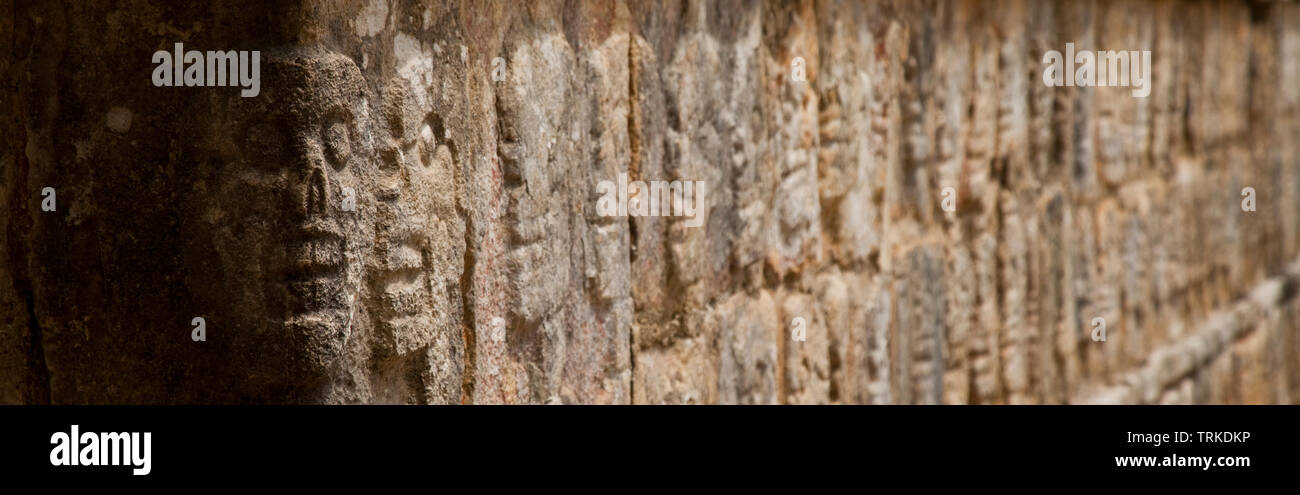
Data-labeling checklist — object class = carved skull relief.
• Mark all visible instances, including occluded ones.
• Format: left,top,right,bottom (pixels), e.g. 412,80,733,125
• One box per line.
372,73,458,358
188,49,378,396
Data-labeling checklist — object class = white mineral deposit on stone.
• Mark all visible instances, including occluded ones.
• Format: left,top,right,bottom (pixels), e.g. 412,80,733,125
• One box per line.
106,107,132,133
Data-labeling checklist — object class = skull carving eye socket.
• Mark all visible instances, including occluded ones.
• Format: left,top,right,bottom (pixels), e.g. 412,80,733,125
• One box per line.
378,142,402,173
323,121,351,169
417,123,436,168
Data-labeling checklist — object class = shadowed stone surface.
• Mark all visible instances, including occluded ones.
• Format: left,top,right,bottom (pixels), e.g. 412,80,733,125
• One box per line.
3,0,1299,404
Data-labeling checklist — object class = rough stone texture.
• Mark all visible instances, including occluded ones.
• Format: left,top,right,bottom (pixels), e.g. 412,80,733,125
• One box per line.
3,0,1299,404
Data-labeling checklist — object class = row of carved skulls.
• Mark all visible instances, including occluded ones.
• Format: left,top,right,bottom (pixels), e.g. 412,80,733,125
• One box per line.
181,47,459,399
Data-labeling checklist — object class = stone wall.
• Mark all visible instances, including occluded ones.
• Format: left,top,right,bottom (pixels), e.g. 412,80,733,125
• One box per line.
3,0,1298,404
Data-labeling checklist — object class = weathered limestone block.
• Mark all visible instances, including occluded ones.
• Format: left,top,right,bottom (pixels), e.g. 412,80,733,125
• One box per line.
994,0,1030,198
1282,5,1300,258
659,2,765,298
942,239,973,405
494,33,578,333
1034,188,1073,402
873,17,908,236
1095,0,1154,188
999,194,1035,404
780,290,830,404
1059,0,1099,201
482,32,576,403
3,0,1299,405
1147,0,1176,177
479,11,634,403
716,290,779,404
627,32,673,315
763,0,822,274
1095,199,1127,381
632,327,718,405
812,271,856,403
1025,1,1056,190
1118,183,1153,369
970,231,1002,403
890,244,945,405
1283,302,1300,403
815,0,882,266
